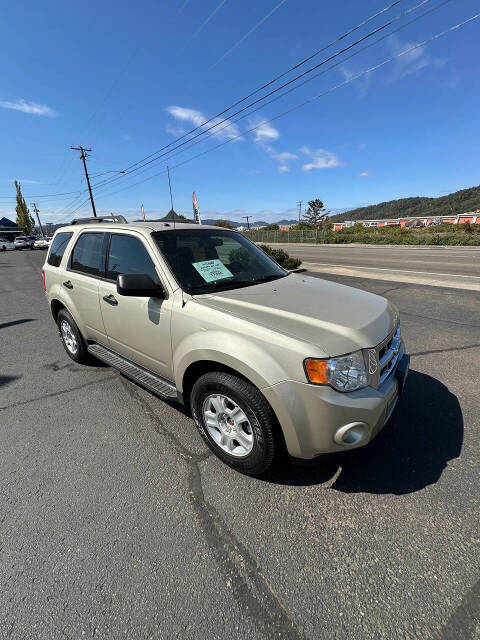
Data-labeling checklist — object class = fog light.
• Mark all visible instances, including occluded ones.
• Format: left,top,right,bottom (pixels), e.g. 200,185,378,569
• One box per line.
334,422,368,446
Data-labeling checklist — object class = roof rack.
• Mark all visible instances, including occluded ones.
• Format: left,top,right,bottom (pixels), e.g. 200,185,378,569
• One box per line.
71,215,128,225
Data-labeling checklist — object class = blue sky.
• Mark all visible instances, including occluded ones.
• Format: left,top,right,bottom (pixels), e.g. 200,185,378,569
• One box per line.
0,0,479,224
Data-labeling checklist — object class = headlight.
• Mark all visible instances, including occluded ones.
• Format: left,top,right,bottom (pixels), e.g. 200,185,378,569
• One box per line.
304,351,368,392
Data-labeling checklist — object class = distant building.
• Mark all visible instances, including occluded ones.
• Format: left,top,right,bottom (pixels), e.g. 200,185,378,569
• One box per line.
0,216,24,238
332,211,480,231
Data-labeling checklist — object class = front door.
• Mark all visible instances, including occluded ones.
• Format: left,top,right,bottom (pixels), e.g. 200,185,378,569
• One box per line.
98,232,174,381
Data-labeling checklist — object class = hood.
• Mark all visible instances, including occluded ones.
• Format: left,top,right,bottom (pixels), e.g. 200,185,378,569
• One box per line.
196,274,397,356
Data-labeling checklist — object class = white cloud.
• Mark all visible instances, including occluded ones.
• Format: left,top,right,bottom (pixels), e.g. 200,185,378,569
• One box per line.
387,35,445,79
300,146,342,171
359,171,370,178
0,99,57,117
250,119,279,143
248,117,297,173
166,105,241,141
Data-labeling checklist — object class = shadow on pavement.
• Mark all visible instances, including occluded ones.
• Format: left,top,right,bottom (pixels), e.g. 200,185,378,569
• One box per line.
0,375,21,388
263,370,463,495
0,318,35,330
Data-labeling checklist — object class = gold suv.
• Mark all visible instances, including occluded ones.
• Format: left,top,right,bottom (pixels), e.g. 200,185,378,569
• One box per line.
43,217,409,475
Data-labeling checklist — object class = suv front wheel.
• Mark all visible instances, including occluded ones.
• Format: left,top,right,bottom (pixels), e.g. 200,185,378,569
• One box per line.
190,372,283,475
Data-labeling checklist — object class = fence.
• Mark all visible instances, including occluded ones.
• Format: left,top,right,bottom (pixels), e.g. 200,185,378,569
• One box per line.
241,229,324,244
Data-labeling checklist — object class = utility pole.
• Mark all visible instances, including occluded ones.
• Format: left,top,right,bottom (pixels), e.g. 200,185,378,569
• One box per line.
31,202,45,237
166,165,175,229
297,200,302,224
242,215,251,231
71,146,97,217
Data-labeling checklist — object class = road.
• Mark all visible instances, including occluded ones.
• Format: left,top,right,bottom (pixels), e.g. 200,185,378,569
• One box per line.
1,249,479,640
272,243,480,278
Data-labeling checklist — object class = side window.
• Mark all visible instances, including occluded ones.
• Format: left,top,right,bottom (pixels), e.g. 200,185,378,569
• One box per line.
71,233,106,277
106,234,158,282
47,232,73,267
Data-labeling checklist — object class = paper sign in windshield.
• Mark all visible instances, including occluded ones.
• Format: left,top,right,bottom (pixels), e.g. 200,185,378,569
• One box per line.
193,259,233,283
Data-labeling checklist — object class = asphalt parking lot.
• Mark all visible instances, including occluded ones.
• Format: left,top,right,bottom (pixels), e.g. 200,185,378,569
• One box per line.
1,248,479,640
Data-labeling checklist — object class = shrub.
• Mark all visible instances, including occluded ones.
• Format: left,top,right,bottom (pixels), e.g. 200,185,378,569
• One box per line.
259,244,302,270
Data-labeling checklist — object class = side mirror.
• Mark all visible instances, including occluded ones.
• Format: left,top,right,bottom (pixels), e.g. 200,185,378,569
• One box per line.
116,273,165,298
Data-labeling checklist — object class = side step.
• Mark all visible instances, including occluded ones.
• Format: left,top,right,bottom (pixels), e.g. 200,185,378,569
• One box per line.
87,343,177,399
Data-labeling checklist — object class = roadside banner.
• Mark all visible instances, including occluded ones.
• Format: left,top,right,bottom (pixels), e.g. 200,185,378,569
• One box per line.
193,192,201,224
141,204,146,221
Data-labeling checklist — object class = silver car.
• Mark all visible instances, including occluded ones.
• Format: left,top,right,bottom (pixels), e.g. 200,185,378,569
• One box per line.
43,219,409,475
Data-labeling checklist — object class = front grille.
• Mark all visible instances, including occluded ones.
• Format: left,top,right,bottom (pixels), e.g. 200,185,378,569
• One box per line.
378,325,401,385
365,324,402,389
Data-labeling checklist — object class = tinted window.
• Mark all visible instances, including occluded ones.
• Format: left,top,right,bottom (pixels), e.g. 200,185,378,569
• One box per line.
71,233,105,276
47,232,73,267
106,234,157,282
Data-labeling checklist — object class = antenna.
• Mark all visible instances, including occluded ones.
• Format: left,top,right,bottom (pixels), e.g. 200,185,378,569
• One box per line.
167,165,175,229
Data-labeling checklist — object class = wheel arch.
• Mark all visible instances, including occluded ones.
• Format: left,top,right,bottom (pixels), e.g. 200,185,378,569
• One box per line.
50,298,66,322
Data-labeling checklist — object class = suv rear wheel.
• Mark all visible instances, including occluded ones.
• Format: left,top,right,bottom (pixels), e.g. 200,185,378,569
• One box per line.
57,309,89,364
190,372,283,475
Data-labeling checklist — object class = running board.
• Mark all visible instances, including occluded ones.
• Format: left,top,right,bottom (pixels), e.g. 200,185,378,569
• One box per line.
87,343,177,399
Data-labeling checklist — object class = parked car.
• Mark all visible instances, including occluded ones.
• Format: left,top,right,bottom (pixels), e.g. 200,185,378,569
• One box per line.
34,237,50,250
14,235,36,250
0,237,15,251
43,218,409,475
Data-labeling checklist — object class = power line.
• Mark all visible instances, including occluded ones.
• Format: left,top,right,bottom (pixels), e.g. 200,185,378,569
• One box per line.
209,0,289,70
86,0,447,200
74,11,480,208
105,0,405,181
89,0,431,194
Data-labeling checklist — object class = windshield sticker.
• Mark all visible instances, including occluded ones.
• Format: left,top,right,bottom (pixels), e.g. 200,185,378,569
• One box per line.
193,259,233,283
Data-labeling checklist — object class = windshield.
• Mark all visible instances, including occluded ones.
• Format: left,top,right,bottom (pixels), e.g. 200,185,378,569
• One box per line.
152,228,287,295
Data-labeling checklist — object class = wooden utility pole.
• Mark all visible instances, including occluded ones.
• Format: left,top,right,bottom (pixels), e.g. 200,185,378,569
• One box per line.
242,215,251,231
31,202,45,237
71,146,97,217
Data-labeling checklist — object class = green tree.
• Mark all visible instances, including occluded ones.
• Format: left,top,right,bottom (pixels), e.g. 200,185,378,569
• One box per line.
214,220,233,229
290,221,314,230
263,223,279,230
15,180,35,233
303,198,325,226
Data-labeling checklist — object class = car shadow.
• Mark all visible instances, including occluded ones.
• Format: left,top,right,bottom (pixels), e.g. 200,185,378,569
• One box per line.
0,318,35,330
262,370,463,495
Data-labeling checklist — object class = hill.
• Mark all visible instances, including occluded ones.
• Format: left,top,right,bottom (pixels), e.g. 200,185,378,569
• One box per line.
329,186,480,223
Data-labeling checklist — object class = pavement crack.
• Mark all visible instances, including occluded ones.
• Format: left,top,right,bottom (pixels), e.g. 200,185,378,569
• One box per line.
0,375,116,411
411,343,480,357
402,310,480,329
120,376,306,640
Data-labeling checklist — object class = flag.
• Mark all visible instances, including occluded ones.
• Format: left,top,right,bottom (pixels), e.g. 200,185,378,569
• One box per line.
141,204,146,221
192,191,201,224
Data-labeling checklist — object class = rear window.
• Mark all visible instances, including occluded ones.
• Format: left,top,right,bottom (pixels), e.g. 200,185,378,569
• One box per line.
70,232,106,277
47,232,73,267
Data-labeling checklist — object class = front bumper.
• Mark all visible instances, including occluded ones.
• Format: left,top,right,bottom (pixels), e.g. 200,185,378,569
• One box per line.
262,346,408,459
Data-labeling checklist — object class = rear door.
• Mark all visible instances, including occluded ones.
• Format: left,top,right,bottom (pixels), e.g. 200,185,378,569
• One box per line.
98,232,173,380
64,232,108,344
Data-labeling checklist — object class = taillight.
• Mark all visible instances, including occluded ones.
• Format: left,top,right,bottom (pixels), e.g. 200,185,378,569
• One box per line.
41,268,46,292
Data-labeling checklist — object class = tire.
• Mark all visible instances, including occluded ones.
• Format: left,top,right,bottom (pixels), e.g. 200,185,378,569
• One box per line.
57,309,90,364
190,372,283,475
1,245,5,251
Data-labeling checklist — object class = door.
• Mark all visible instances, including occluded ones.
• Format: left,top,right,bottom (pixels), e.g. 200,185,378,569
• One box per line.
64,231,107,344
98,232,173,380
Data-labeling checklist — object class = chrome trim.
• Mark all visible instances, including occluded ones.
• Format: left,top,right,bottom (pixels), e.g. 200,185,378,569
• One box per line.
365,324,402,390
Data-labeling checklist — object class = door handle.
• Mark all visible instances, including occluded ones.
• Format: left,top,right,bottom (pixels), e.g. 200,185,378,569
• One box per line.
103,294,118,306
63,280,73,289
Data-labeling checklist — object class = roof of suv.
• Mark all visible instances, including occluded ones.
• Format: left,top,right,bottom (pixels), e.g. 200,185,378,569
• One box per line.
59,221,228,233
